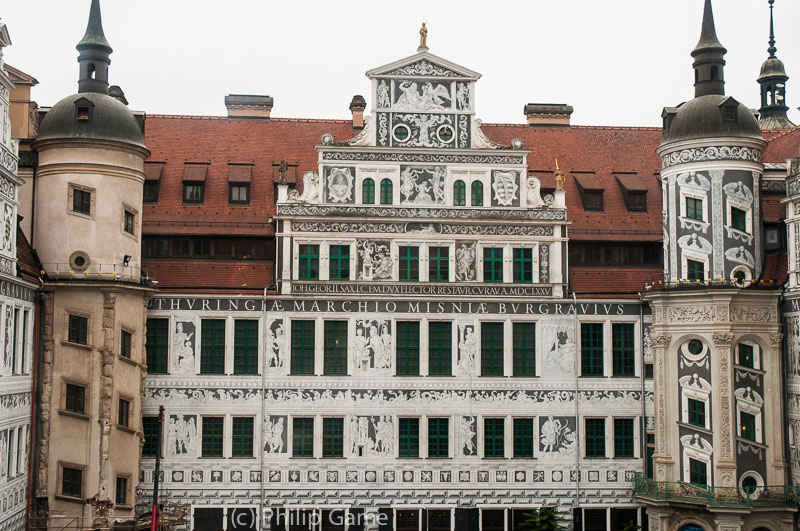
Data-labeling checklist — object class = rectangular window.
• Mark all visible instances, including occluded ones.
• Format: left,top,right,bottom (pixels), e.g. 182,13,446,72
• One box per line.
61,466,83,498
298,245,320,281
73,188,91,215
645,363,654,378
324,321,348,375
143,180,160,204
21,311,28,374
120,330,132,359
428,247,449,282
483,248,503,283
646,434,655,479
229,183,250,205
399,246,419,281
428,418,449,458
687,259,705,281
686,197,703,221
689,458,708,486
292,418,314,458
688,399,706,428
329,245,350,281
581,323,604,377
483,418,505,458
290,320,315,375
612,323,635,377
731,207,746,232
398,418,419,458
65,383,86,414
68,314,88,345
585,418,606,458
428,322,452,376
738,344,754,368
512,322,535,377
123,209,135,235
396,321,420,376
513,418,534,458
233,320,258,375
200,319,225,374
322,418,343,458
118,397,130,428
481,322,504,376
183,182,205,204
142,416,160,458
231,417,254,458
740,411,756,441
512,248,533,283
145,318,169,374
614,418,634,458
115,476,128,506
201,417,224,458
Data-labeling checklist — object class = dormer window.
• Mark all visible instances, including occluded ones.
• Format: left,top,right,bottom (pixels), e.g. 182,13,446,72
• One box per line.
719,97,740,123
77,106,90,121
74,97,95,122
573,172,604,212
724,106,737,122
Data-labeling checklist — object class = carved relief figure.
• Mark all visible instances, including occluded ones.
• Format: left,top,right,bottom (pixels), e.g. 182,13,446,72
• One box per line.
263,417,285,454
374,416,393,456
350,416,376,456
0,431,6,481
2,203,12,254
355,319,392,370
399,166,446,205
492,170,519,206
678,233,712,255
356,240,392,281
394,81,450,111
541,323,575,375
289,172,320,204
461,416,476,456
457,325,477,374
539,416,576,456
167,415,196,457
526,176,544,207
456,83,470,111
455,242,476,281
4,305,12,374
265,319,286,371
723,180,754,205
326,168,355,203
173,322,195,374
376,80,390,109
725,246,755,268
396,113,452,147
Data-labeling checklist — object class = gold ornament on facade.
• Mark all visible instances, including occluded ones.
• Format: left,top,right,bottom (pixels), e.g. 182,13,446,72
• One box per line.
419,22,428,50
554,159,564,191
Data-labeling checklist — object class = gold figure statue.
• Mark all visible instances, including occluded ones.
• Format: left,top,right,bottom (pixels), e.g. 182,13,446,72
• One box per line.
419,22,428,49
555,159,564,191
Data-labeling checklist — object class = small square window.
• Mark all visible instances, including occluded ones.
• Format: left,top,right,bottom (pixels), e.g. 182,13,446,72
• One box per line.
61,466,83,498
143,180,160,204
183,182,205,204
123,210,136,235
73,189,91,215
686,197,703,221
118,397,130,428
120,330,132,359
687,259,705,282
731,207,747,232
65,383,86,414
229,183,250,205
76,107,91,121
68,314,88,345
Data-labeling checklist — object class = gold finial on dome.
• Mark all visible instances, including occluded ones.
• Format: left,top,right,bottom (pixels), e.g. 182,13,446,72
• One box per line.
555,159,565,191
418,22,428,52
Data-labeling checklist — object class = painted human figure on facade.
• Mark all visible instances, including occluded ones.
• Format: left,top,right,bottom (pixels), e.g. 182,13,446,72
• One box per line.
461,416,476,455
266,320,286,371
458,325,477,374
168,415,196,457
455,242,476,281
377,80,390,109
173,322,195,373
456,82,469,111
263,417,285,454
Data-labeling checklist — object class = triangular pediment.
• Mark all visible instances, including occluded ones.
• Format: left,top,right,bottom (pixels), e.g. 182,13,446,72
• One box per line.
0,23,10,48
3,63,38,86
366,51,481,80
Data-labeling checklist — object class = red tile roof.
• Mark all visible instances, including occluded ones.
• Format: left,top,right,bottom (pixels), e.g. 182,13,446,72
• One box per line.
569,267,663,299
143,259,272,293
16,226,40,284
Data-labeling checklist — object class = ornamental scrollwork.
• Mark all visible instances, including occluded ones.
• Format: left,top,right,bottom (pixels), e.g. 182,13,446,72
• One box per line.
649,334,671,347
770,333,783,346
386,60,459,77
662,145,762,169
666,306,713,323
712,332,735,346
731,306,775,323
321,151,524,165
277,205,567,221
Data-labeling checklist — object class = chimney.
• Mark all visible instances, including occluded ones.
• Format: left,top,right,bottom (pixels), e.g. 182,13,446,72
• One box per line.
523,103,573,128
225,94,274,120
108,85,128,105
349,95,367,130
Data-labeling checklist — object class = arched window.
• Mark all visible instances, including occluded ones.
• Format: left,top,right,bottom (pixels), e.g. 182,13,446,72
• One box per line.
380,179,393,205
471,181,483,206
710,65,719,81
88,63,96,79
362,178,375,205
453,180,466,206
694,69,699,84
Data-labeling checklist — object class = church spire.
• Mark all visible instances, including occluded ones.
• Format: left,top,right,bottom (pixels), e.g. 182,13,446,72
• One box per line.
76,0,112,94
758,0,794,129
767,0,777,58
691,0,726,97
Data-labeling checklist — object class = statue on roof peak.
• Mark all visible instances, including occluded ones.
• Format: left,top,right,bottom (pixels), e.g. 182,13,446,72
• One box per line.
418,22,428,51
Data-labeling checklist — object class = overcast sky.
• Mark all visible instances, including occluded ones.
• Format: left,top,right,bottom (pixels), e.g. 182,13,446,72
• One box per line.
2,0,798,127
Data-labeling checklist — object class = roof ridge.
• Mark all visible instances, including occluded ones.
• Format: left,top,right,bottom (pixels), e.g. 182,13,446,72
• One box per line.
764,124,800,142
480,123,663,131
148,114,352,124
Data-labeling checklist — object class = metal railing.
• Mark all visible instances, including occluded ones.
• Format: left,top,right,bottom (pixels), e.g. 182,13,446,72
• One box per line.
39,263,153,286
634,476,800,508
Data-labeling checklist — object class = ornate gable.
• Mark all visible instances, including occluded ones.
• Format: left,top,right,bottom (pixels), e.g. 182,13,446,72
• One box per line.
366,51,481,80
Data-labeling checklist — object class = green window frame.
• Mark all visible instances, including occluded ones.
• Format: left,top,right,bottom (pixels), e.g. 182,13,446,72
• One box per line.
428,247,449,282
612,323,635,377
290,320,315,375
512,322,535,377
428,322,452,376
324,321,348,375
613,418,634,458
61,466,83,498
68,314,88,345
453,180,466,206
585,418,606,458
399,246,419,281
738,344,754,369
687,259,705,281
398,418,419,458
646,434,655,479
380,179,393,205
396,321,420,376
146,318,169,374
298,244,320,281
200,319,225,374
118,397,130,428
322,418,343,458
428,418,449,458
329,245,350,281
481,322,504,376
731,207,747,232
513,418,534,458
483,248,503,283
234,320,259,375
686,197,703,221
512,248,533,283
362,178,375,205
689,458,708,486
231,417,254,458
142,416,160,458
740,411,756,441
471,181,483,206
292,418,314,458
65,383,86,414
688,398,706,428
483,418,505,458
581,323,604,377
201,417,224,458
11,309,18,373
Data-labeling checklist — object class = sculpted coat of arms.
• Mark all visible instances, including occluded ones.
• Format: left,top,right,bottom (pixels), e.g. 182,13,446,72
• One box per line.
326,167,355,203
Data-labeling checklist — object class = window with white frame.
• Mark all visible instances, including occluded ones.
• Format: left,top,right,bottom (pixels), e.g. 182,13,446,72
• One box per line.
734,387,763,443
680,433,712,486
736,340,760,370
679,374,712,430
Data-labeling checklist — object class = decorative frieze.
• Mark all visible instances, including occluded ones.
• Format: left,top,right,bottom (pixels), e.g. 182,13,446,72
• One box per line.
661,145,762,169
292,282,554,297
321,151,524,165
0,143,17,176
277,205,566,221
